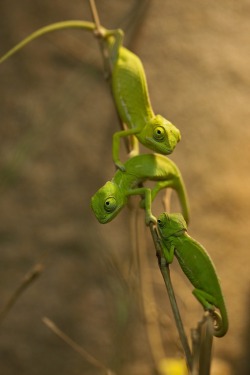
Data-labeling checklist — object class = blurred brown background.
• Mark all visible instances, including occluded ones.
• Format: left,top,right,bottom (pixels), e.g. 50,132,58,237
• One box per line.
0,1,249,374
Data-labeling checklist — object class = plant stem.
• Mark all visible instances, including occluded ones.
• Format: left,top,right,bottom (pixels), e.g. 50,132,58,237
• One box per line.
88,0,130,153
191,313,213,375
149,223,193,372
136,210,167,366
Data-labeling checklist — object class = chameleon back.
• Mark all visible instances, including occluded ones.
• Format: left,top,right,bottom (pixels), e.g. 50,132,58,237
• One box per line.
171,235,225,302
112,46,154,129
122,153,180,181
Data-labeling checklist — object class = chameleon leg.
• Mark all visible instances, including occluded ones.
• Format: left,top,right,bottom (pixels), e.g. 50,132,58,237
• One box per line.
113,128,141,171
140,180,174,209
192,289,224,335
151,177,189,224
151,180,175,202
126,187,156,225
160,241,175,264
192,289,217,311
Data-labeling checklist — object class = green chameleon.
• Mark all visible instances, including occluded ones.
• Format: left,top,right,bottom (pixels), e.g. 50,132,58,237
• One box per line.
91,153,189,226
0,21,181,171
157,212,228,337
102,27,181,170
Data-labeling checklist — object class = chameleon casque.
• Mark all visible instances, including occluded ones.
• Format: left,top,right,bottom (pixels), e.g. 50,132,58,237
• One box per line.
157,212,228,337
91,153,189,226
0,21,181,171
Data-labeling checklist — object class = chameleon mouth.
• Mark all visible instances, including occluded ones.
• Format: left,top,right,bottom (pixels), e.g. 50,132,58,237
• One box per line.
146,137,173,154
98,205,123,223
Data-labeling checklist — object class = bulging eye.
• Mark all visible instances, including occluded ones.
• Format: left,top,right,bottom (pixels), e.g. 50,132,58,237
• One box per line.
157,219,164,227
153,126,166,141
104,197,116,213
157,215,167,227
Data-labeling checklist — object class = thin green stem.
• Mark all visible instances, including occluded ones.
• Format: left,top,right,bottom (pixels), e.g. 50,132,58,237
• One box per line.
0,20,96,63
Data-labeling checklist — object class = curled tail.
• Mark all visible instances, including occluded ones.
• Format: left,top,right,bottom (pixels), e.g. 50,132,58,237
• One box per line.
176,174,190,225
211,302,229,338
0,20,98,64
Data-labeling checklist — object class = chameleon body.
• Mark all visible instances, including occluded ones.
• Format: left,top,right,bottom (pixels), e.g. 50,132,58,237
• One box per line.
91,153,189,226
104,28,181,170
157,212,228,337
0,21,181,171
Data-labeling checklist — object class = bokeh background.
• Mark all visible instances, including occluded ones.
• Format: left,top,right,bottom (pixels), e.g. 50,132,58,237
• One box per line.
0,1,249,374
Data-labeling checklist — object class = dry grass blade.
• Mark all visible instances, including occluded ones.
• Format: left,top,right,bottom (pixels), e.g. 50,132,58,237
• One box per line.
43,317,115,375
89,0,102,31
88,0,112,80
0,264,44,323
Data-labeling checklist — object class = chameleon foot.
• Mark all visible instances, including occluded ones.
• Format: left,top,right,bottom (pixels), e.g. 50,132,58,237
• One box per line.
146,214,157,226
114,161,126,172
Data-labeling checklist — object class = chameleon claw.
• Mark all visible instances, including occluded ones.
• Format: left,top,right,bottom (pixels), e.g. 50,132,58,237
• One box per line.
146,214,157,226
114,161,126,172
156,237,162,245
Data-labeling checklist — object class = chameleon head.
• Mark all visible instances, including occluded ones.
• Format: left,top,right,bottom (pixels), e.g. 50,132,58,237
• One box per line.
157,212,187,238
140,115,181,155
91,181,125,224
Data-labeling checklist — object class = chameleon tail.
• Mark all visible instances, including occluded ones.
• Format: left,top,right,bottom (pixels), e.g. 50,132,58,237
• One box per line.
175,174,190,225
0,21,97,64
211,302,229,337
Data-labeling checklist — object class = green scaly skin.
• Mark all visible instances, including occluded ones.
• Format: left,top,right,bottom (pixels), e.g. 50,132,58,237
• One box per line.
91,154,189,226
157,212,228,337
104,28,181,171
0,21,181,171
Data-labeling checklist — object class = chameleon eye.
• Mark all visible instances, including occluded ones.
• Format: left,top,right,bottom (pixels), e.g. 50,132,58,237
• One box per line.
153,126,166,141
157,219,164,227
104,197,116,213
157,216,166,227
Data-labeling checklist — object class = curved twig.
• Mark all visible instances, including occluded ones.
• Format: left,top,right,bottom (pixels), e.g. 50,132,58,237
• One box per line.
0,21,96,64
